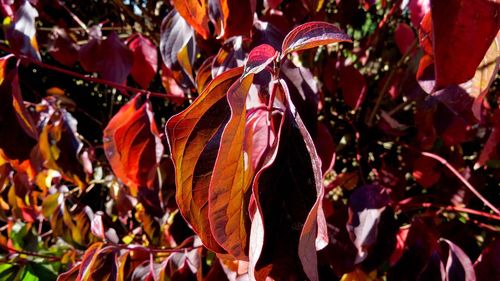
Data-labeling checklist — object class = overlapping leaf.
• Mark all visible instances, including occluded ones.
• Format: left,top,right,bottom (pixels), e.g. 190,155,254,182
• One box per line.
6,0,40,60
127,34,158,89
103,94,163,196
250,81,327,281
160,9,197,88
430,0,500,89
0,56,37,161
172,0,210,39
167,67,243,253
207,75,255,259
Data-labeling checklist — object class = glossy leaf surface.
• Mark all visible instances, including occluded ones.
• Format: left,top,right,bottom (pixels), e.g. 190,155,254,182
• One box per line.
430,0,500,89
167,67,243,252
172,0,210,39
282,21,352,57
103,94,163,195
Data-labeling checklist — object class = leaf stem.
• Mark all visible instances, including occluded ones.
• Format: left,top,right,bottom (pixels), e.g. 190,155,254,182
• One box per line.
419,151,500,215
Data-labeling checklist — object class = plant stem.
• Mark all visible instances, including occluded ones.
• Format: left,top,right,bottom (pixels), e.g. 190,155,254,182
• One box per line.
0,244,61,261
399,201,500,221
366,39,418,126
0,45,185,100
419,151,500,215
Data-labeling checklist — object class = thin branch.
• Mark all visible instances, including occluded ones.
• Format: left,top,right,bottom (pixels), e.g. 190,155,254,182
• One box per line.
58,1,89,33
419,151,500,215
0,244,61,261
0,45,185,100
399,201,500,221
367,39,418,126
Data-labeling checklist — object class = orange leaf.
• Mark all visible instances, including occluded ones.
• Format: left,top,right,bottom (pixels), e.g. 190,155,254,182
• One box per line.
172,0,210,39
103,94,163,196
166,67,244,253
208,74,254,259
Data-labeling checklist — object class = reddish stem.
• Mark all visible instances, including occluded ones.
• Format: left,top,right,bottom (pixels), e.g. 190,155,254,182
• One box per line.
0,45,185,100
0,244,61,261
399,201,500,221
419,151,500,215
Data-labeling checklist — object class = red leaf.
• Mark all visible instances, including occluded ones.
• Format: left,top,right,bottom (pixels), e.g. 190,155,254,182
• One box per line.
103,94,164,196
339,65,367,110
79,30,133,84
47,27,79,67
161,63,186,105
476,109,500,168
166,67,243,253
394,23,415,55
430,0,500,89
244,44,278,77
412,155,440,188
127,34,158,89
313,121,335,175
281,21,352,57
172,0,210,39
0,56,37,161
408,0,430,28
220,0,255,39
474,239,500,281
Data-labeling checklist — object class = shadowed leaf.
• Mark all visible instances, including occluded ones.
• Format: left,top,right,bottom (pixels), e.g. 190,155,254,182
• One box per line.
127,34,158,89
79,29,133,84
220,0,255,39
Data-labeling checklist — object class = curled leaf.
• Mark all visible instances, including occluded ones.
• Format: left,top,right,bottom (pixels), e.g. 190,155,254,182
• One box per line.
167,67,243,253
282,21,352,57
244,44,278,77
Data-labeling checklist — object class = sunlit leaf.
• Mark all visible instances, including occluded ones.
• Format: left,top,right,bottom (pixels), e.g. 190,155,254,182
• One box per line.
243,44,278,77
103,94,163,196
282,21,351,57
208,74,254,259
160,9,197,88
430,0,500,89
172,0,210,39
6,0,40,60
166,67,243,253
